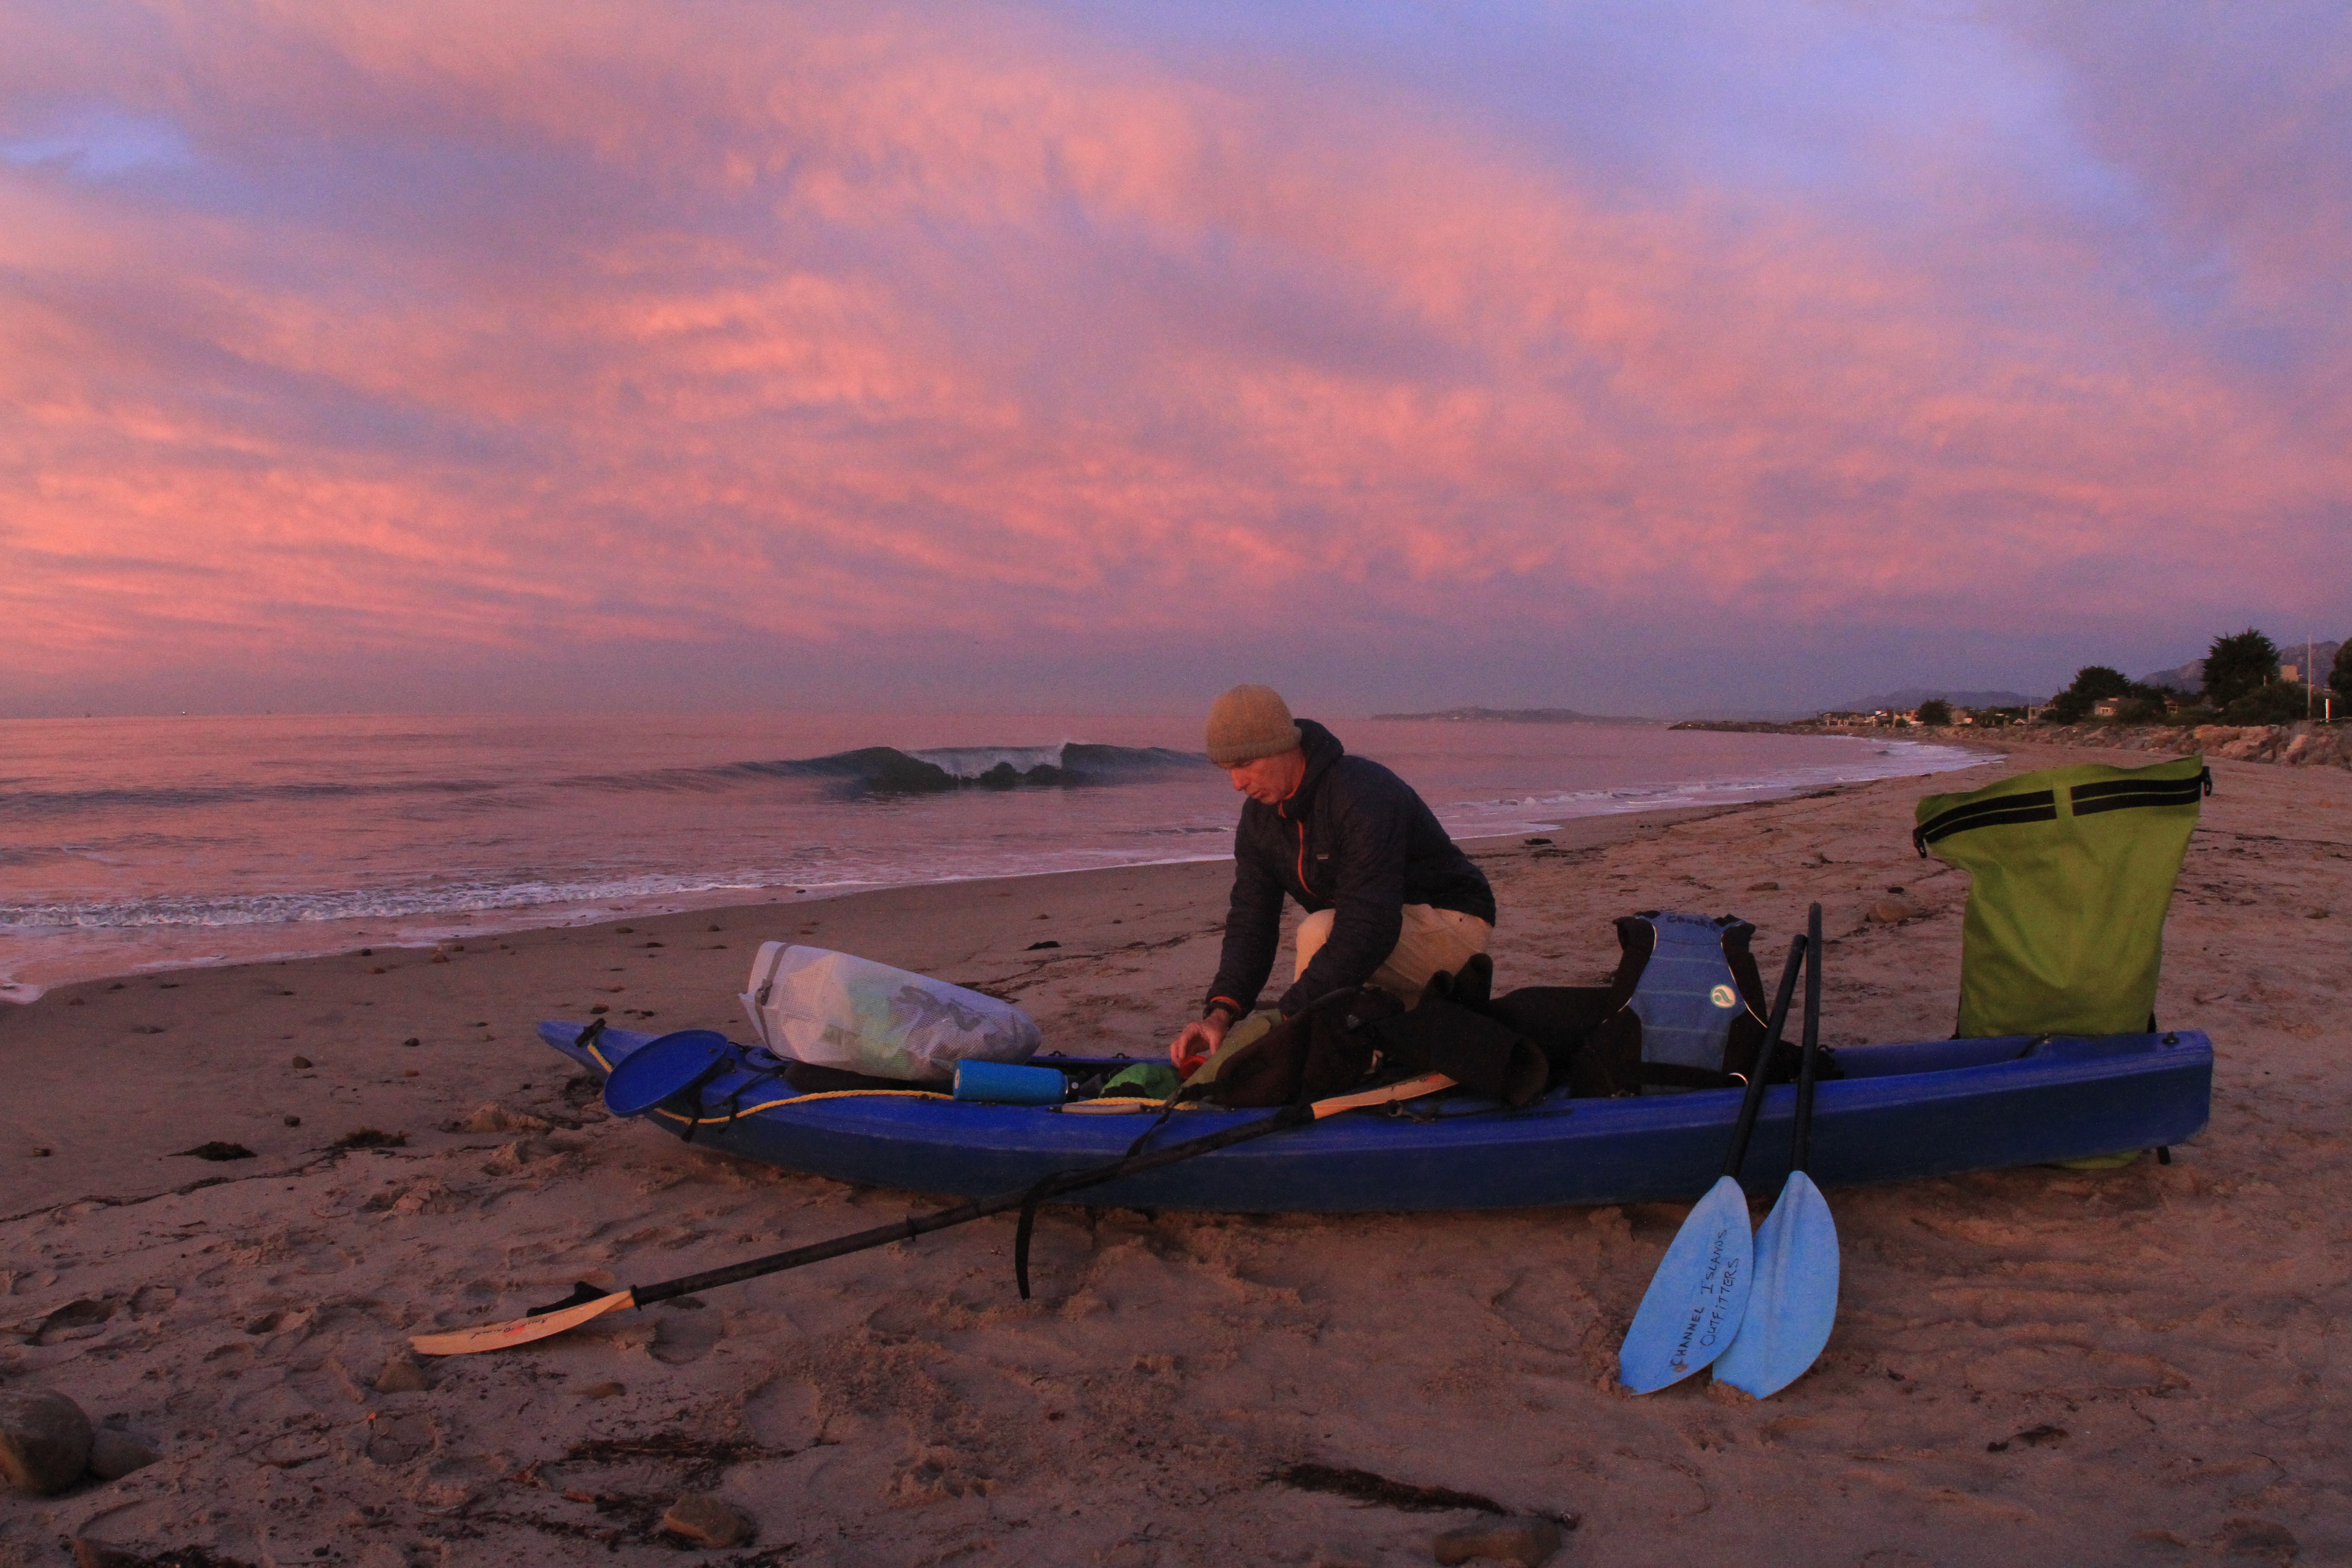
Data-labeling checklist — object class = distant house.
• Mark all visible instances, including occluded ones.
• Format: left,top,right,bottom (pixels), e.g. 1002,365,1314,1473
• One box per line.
2092,698,2122,718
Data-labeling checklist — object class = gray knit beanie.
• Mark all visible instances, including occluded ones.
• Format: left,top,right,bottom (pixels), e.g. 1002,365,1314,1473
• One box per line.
1205,684,1303,767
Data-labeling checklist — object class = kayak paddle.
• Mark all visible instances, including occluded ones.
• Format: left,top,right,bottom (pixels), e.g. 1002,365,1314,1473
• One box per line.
1715,901,1839,1397
411,1070,1455,1356
1617,932,1807,1394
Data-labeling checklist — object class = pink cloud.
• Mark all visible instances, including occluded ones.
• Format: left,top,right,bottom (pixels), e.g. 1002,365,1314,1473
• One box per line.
0,2,2343,709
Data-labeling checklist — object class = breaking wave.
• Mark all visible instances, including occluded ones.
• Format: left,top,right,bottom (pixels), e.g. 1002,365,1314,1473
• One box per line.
0,742,1204,821
785,742,1200,794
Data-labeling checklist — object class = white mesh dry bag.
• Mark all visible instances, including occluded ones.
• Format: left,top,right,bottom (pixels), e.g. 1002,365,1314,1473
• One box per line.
737,943,1041,1083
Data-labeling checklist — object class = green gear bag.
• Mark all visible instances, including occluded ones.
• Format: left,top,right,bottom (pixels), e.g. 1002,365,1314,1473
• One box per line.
1913,754,2210,1038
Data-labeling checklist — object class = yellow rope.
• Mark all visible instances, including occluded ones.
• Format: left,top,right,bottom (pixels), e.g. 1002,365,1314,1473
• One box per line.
647,1087,956,1124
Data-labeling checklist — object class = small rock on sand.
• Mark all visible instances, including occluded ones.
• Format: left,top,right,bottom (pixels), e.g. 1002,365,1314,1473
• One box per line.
0,1387,95,1495
662,1492,756,1548
579,1381,626,1400
86,1429,159,1480
1432,1516,1564,1568
1868,899,1913,923
374,1353,430,1394
289,1054,312,1068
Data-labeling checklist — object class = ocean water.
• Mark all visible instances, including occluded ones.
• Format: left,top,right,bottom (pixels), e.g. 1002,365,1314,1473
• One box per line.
0,712,1982,1000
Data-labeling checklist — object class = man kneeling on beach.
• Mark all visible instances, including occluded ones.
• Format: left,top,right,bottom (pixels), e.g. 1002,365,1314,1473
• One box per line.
1167,685,1496,1076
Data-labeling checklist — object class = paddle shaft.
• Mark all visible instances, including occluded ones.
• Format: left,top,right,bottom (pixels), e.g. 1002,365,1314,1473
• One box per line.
1793,903,1823,1172
627,1103,1309,1307
1720,934,1810,1180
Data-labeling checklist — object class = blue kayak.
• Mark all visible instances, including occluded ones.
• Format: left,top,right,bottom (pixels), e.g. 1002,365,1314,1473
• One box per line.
539,1021,2210,1211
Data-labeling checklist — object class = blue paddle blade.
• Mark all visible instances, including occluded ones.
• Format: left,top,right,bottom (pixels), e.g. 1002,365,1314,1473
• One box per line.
1618,1175,1754,1393
602,1029,732,1118
1714,1171,1839,1398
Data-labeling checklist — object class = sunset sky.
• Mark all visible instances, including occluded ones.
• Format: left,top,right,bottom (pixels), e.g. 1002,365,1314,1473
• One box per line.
4,1,2346,718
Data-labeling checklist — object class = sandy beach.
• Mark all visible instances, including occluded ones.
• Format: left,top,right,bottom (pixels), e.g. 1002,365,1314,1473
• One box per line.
3,738,2347,1566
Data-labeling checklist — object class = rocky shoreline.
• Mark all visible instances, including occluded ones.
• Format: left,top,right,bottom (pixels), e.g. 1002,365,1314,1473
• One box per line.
1673,718,2352,769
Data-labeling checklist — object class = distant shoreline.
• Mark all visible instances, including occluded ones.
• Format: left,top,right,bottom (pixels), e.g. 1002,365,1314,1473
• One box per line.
1671,719,1893,735
1369,705,1659,724
1671,717,2352,771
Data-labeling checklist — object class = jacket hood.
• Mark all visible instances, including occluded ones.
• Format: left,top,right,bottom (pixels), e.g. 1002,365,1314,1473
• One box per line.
1280,719,1345,818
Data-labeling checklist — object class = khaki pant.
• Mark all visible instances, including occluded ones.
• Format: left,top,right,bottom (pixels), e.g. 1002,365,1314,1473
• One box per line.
1294,902,1492,1000
1186,903,1493,1090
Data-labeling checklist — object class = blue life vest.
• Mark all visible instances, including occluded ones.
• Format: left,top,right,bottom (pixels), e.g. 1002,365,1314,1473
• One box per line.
1550,911,1776,1097
1625,912,1762,1091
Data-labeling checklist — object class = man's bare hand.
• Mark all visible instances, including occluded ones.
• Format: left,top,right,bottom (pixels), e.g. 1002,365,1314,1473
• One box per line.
1169,1011,1231,1073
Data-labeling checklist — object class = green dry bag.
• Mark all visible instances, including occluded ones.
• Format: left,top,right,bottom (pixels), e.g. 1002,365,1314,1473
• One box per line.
1914,755,2210,1038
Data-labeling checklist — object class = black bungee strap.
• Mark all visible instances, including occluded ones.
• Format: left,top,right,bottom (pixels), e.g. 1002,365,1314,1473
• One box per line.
670,1055,743,1144
706,1059,794,1139
1011,1100,1317,1299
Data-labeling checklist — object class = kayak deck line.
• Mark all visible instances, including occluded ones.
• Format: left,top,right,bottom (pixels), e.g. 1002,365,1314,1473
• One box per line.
645,1087,959,1124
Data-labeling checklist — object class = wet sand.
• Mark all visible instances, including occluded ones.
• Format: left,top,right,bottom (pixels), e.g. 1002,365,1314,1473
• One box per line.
2,740,2346,1565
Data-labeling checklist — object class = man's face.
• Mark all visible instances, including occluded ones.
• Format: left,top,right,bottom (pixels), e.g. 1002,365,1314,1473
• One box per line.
1226,749,1306,805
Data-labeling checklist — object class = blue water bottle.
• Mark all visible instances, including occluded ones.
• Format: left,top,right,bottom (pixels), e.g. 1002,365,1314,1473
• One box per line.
953,1059,1067,1105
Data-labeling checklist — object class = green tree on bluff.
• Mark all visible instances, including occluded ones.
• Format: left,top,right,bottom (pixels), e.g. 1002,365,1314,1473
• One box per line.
2332,641,2352,703
2069,666,2135,701
2044,665,2135,723
2203,629,2280,709
1916,698,1953,725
